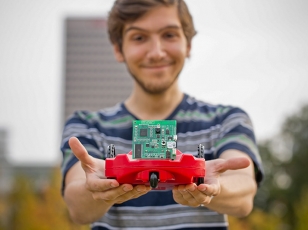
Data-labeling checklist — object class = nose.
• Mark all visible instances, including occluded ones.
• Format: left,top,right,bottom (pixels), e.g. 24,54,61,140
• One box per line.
147,37,166,61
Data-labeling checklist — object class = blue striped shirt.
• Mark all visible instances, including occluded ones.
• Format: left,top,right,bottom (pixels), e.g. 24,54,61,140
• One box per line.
61,94,263,230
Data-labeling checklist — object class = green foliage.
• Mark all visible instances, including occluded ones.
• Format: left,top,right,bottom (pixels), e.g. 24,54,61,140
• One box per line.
1,168,90,230
295,187,308,230
0,195,9,230
252,104,308,229
229,104,308,229
229,208,281,230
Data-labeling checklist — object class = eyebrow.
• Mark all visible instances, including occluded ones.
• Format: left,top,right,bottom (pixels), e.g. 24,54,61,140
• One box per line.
124,25,182,35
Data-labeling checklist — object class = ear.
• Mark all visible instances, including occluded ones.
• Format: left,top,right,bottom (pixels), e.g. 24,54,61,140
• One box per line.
113,44,125,62
186,43,191,58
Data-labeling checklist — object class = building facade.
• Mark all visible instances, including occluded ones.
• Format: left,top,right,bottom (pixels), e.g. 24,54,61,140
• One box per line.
63,18,133,120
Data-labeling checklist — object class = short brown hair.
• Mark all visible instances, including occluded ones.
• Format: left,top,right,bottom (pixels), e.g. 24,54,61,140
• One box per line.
107,0,196,50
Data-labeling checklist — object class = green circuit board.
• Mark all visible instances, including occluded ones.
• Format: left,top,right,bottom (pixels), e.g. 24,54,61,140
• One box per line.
132,120,177,159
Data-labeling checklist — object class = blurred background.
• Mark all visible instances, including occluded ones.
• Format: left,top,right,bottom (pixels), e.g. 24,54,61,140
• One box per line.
0,0,308,229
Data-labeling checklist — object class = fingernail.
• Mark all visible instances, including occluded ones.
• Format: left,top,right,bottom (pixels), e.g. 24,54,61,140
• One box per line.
110,183,118,188
123,186,132,192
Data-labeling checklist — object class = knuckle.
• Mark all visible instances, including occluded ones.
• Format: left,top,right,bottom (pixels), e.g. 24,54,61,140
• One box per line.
195,197,204,204
92,192,102,200
86,180,99,191
92,191,113,201
85,183,93,191
180,190,188,196
102,193,115,201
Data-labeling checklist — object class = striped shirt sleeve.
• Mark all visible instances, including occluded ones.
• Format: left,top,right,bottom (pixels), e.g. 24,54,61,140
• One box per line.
60,111,105,194
214,107,263,185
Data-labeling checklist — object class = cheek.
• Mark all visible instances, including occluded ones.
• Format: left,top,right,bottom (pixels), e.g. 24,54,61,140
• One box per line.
168,44,188,59
123,46,145,63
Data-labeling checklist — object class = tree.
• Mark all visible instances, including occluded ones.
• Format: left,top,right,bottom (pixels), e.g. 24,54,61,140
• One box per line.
229,208,280,230
229,104,308,229
253,104,308,228
295,187,308,230
7,168,90,230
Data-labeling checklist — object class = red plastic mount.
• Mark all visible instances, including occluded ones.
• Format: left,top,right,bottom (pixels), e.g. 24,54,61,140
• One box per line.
105,149,205,190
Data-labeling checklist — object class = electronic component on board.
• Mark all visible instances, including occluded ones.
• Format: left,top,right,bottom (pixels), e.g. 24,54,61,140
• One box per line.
132,120,177,160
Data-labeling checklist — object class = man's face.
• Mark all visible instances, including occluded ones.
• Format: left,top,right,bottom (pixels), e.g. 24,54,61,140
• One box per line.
114,5,191,95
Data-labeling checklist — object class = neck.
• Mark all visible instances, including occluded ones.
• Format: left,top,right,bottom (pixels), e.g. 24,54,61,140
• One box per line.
125,81,184,120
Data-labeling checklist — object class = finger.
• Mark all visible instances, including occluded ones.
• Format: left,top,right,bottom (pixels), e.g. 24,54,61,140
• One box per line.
172,187,190,206
172,184,212,207
123,185,150,199
116,185,151,203
177,185,189,197
174,185,190,199
86,176,119,192
186,184,205,205
186,184,212,205
69,137,95,169
177,184,187,192
176,184,199,207
92,184,133,201
187,183,204,198
216,157,250,173
199,195,214,206
185,184,215,205
197,183,220,197
96,184,150,203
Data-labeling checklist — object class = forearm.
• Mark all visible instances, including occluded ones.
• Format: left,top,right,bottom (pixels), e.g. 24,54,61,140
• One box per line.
64,178,113,224
205,171,257,217
63,137,152,224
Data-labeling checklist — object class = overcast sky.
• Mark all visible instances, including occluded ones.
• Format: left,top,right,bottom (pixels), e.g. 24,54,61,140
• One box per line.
0,0,308,165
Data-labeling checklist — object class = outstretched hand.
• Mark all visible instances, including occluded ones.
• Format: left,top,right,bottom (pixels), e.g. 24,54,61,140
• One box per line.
68,137,151,204
172,157,250,207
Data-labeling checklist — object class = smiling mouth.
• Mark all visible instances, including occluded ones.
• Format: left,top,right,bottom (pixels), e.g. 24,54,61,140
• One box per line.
142,63,173,69
146,65,169,69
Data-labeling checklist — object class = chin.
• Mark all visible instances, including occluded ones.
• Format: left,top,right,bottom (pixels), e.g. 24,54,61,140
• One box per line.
143,87,169,95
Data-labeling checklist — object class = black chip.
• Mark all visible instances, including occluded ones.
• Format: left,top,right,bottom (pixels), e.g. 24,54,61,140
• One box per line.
166,129,170,134
166,150,171,158
146,143,150,147
134,144,142,158
155,128,160,134
157,134,160,138
140,128,148,137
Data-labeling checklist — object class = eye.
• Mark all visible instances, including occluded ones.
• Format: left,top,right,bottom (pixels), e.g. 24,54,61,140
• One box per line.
163,32,177,39
132,35,145,42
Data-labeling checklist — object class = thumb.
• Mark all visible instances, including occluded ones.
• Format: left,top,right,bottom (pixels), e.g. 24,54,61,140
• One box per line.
69,137,95,170
216,157,250,173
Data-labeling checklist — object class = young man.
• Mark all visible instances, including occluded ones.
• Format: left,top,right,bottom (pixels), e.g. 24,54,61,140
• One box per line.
61,0,263,229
